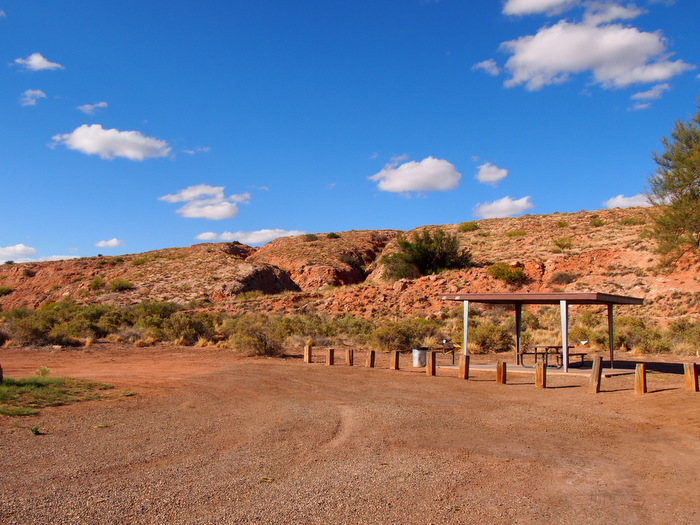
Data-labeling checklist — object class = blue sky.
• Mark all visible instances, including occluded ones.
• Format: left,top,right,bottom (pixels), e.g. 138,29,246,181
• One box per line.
2,0,699,262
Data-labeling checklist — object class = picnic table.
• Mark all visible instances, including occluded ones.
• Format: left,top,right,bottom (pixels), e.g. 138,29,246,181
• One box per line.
520,345,586,368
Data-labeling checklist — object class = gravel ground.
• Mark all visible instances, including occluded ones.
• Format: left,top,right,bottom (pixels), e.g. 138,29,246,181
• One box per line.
0,344,698,524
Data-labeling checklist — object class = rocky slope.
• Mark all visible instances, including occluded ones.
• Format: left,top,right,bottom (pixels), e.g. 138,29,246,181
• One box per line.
1,208,698,323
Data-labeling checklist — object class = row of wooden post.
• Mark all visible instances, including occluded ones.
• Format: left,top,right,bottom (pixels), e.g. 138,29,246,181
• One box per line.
303,346,700,393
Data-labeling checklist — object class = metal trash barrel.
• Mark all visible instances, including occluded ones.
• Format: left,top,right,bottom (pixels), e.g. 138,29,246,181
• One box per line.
412,348,427,367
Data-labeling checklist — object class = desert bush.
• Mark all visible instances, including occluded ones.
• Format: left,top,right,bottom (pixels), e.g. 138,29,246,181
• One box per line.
0,286,13,296
550,271,577,285
552,237,573,251
382,228,471,280
131,258,149,266
303,233,319,242
487,263,526,285
614,316,671,354
106,278,134,292
468,322,513,353
333,315,375,345
556,220,569,228
226,314,284,356
458,221,479,232
338,253,363,270
88,277,104,291
235,290,265,301
371,317,439,352
590,218,605,227
505,229,525,238
326,232,341,239
619,217,645,226
162,311,218,346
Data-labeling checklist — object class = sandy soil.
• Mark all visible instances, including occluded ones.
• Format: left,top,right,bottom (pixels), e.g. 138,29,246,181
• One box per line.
0,344,698,524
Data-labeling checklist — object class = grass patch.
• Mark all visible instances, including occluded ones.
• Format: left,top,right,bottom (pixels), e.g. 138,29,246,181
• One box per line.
0,376,114,416
0,286,13,296
458,221,480,232
106,278,134,292
505,229,526,238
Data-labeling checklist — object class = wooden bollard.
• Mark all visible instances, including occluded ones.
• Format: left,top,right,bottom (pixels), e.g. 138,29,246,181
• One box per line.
535,361,546,388
685,363,699,392
366,350,375,368
634,363,647,394
588,355,603,394
345,349,354,366
303,345,312,364
426,351,436,376
458,355,470,380
390,350,400,370
326,348,334,366
496,361,507,384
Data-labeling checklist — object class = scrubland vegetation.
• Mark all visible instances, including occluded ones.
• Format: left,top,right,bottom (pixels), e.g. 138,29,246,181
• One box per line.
1,299,697,356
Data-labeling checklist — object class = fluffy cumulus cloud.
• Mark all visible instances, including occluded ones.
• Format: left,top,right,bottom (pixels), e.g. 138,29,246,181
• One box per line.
472,59,501,76
77,101,108,114
159,184,250,220
51,124,171,161
94,238,125,248
14,52,64,71
473,196,534,218
497,2,693,91
195,229,305,245
20,89,46,106
368,156,461,193
475,162,508,185
0,244,37,261
603,193,651,208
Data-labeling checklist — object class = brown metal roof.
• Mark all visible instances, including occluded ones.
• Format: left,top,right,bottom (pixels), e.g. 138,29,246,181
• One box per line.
439,292,644,305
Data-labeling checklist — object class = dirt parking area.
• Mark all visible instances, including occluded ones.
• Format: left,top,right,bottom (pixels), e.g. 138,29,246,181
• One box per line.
1,344,698,524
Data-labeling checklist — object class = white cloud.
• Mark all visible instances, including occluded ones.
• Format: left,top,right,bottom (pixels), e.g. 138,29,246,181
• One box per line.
183,146,211,155
473,196,534,218
159,184,250,220
14,52,64,71
475,162,508,185
0,244,37,261
20,89,46,106
195,229,305,245
77,101,108,114
501,18,693,91
603,193,651,208
503,0,578,15
0,9,6,17
51,124,171,161
630,83,670,100
368,156,461,193
95,238,125,248
583,2,644,25
631,102,651,111
472,59,501,76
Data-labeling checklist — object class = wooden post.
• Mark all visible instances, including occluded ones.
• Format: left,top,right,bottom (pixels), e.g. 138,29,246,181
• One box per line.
303,345,312,364
634,363,647,394
366,350,375,368
496,361,507,384
535,361,546,388
390,350,400,370
426,351,436,376
326,348,334,366
588,355,603,394
684,363,699,392
345,349,354,366
458,355,470,380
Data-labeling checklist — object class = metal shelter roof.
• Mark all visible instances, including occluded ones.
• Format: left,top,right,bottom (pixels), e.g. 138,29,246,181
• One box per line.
439,292,644,306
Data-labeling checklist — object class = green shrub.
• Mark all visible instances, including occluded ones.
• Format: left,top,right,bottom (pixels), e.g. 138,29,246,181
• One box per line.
590,218,605,227
303,233,319,242
505,229,526,238
552,237,573,251
469,322,513,353
162,311,218,345
0,286,13,296
106,278,134,292
487,263,526,284
619,216,645,226
89,277,104,291
226,314,284,356
382,228,471,280
556,220,569,228
458,221,480,232
371,318,439,352
550,271,577,285
326,232,341,239
131,258,149,266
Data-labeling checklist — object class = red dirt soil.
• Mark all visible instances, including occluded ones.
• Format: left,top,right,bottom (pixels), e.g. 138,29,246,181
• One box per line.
0,344,698,524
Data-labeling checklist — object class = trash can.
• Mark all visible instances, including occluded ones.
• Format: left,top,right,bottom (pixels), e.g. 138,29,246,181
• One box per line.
412,348,427,367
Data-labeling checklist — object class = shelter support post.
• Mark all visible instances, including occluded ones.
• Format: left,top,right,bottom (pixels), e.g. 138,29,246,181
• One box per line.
515,302,522,365
463,300,469,356
560,300,569,373
608,304,615,369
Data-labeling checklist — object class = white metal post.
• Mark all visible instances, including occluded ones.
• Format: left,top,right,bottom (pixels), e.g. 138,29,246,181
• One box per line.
608,304,614,369
560,299,569,373
463,300,469,356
